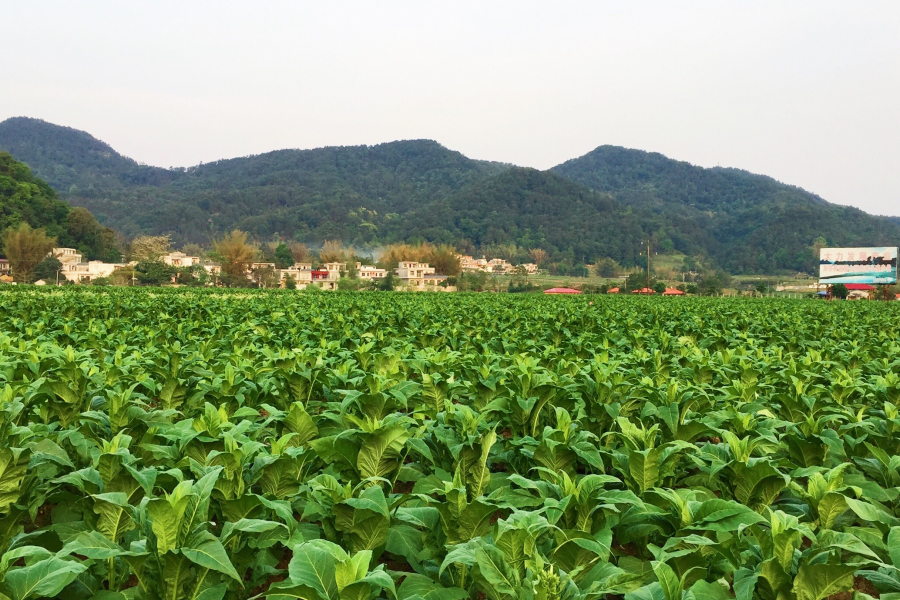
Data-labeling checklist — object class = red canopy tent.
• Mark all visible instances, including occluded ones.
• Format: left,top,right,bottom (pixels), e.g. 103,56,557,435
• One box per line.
544,287,582,294
662,288,684,296
632,288,656,295
607,287,620,294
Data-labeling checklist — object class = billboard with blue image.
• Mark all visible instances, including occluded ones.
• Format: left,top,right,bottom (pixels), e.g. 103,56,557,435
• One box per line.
819,247,898,284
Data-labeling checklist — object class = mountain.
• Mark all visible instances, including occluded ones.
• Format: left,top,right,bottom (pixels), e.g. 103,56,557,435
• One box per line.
0,118,511,243
397,168,646,266
2,117,898,274
0,151,120,261
552,146,900,273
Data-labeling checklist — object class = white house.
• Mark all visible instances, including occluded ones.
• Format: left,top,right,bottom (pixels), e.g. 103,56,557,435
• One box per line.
52,248,127,283
162,252,200,267
356,263,386,280
394,261,449,290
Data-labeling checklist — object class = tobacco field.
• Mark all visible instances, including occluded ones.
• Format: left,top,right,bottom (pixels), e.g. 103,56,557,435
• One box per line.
0,289,899,600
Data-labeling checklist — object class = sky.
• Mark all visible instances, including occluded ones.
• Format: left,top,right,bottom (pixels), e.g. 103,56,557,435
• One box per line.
2,1,899,216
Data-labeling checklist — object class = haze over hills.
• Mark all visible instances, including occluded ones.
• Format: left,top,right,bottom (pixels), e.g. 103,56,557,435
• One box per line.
1,116,898,274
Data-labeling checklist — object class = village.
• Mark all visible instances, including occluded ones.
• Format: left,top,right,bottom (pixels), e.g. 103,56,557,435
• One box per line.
0,248,542,291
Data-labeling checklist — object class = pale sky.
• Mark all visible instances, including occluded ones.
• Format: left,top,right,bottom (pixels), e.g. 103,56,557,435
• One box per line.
2,1,899,216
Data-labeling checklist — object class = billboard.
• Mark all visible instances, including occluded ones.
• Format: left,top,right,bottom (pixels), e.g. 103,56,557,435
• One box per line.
819,247,898,284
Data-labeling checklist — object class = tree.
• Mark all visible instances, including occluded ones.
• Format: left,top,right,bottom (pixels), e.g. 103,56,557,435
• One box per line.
274,243,294,268
214,230,256,278
653,281,667,295
181,243,205,258
2,223,56,283
698,273,725,296
319,240,345,263
135,260,176,285
529,248,548,266
290,242,311,264
594,257,621,278
625,270,653,292
430,244,461,276
831,283,849,299
131,235,171,262
284,274,297,290
251,264,278,288
378,273,397,291
33,256,63,283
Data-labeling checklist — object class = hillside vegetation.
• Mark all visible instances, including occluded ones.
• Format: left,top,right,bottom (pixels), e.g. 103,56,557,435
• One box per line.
0,151,120,261
553,146,900,273
2,117,899,274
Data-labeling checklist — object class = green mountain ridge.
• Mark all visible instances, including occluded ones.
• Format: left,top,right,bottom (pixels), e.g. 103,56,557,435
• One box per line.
1,116,898,274
551,145,900,272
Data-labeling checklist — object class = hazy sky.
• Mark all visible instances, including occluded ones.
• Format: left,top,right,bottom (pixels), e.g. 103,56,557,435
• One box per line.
3,2,899,216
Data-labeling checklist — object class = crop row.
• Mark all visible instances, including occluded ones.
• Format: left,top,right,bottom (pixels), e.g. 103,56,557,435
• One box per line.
0,289,899,600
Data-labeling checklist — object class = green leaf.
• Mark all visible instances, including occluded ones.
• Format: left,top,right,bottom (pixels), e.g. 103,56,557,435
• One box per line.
688,580,730,600
59,530,131,559
475,544,518,597
0,448,28,514
357,425,409,480
334,550,371,591
818,493,848,529
792,564,857,600
732,568,759,600
147,494,191,554
630,448,661,493
652,561,681,600
4,556,87,600
888,527,900,567
180,468,223,540
397,574,467,600
285,403,319,445
264,582,322,600
181,530,243,584
289,541,340,600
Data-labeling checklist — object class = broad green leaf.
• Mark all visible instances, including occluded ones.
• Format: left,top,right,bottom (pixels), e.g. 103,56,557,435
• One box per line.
289,541,340,600
285,403,319,445
630,448,661,493
147,494,191,554
818,492,848,529
0,449,27,514
652,561,681,600
4,556,87,600
181,530,243,584
475,544,518,597
357,425,409,480
59,530,131,559
792,564,857,600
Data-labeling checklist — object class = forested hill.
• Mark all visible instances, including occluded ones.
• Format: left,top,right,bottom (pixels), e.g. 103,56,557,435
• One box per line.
398,168,647,266
2,116,899,274
0,152,121,261
552,146,900,273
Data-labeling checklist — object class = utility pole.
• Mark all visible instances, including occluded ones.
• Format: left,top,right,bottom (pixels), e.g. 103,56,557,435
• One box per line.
646,239,650,290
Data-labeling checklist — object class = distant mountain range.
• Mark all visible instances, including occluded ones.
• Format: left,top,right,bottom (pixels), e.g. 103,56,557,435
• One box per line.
1,116,898,274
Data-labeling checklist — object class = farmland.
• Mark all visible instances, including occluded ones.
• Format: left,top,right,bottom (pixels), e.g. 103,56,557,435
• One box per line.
1,289,899,600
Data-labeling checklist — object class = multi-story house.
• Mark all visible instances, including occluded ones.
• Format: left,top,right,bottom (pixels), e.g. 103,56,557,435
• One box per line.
277,263,313,288
310,262,344,290
50,248,128,283
162,252,200,267
356,263,387,280
394,261,448,289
